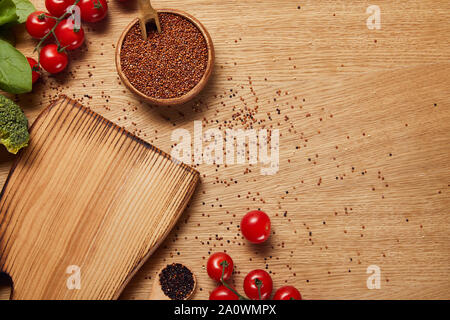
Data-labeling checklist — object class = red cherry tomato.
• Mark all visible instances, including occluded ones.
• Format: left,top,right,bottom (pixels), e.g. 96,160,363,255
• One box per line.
209,285,239,300
45,0,75,18
240,210,271,244
26,11,56,39
79,0,108,23
243,269,273,300
39,44,68,74
207,252,234,282
26,57,40,84
54,19,85,50
273,286,302,300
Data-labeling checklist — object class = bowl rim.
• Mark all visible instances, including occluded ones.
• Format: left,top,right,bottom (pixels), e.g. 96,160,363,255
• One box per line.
115,9,215,106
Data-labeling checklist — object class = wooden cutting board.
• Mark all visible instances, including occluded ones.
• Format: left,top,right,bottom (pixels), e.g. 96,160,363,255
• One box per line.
0,97,199,299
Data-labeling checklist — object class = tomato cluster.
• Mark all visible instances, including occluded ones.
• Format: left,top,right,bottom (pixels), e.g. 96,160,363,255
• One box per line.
207,210,302,300
25,0,108,80
207,251,302,300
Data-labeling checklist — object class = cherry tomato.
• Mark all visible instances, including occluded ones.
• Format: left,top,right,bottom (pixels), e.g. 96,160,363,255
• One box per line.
26,11,56,39
54,19,85,50
26,57,40,84
273,286,302,300
79,0,108,23
207,252,234,282
39,44,68,74
240,210,271,244
243,269,273,300
45,0,75,18
209,285,239,300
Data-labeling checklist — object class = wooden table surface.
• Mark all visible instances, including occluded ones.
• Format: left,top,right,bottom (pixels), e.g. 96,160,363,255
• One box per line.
0,0,449,299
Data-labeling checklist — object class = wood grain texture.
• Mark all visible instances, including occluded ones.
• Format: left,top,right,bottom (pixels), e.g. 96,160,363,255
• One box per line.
0,97,199,299
0,0,449,299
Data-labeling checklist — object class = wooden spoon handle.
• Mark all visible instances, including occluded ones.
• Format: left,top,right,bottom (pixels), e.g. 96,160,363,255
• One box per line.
138,0,158,17
138,0,161,39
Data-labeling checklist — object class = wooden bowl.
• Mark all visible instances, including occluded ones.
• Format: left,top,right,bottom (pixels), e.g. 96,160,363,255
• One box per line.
149,264,197,300
115,9,215,106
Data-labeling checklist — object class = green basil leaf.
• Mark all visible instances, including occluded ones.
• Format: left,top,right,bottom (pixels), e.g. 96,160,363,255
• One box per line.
0,0,18,26
0,39,31,94
0,27,15,45
10,0,35,24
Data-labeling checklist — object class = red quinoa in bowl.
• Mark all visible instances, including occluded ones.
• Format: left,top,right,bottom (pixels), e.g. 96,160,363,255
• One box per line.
119,13,208,99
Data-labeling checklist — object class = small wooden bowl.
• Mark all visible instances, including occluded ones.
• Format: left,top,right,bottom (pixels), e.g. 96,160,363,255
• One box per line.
115,9,215,106
149,264,197,300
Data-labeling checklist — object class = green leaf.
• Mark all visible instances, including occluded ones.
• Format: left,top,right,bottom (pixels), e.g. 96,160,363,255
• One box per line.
0,27,15,45
0,39,31,94
0,0,18,26
10,0,35,24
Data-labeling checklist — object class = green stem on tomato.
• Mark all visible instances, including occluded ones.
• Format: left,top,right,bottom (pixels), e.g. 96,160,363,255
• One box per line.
51,30,60,47
219,260,249,300
93,0,103,10
254,278,263,300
